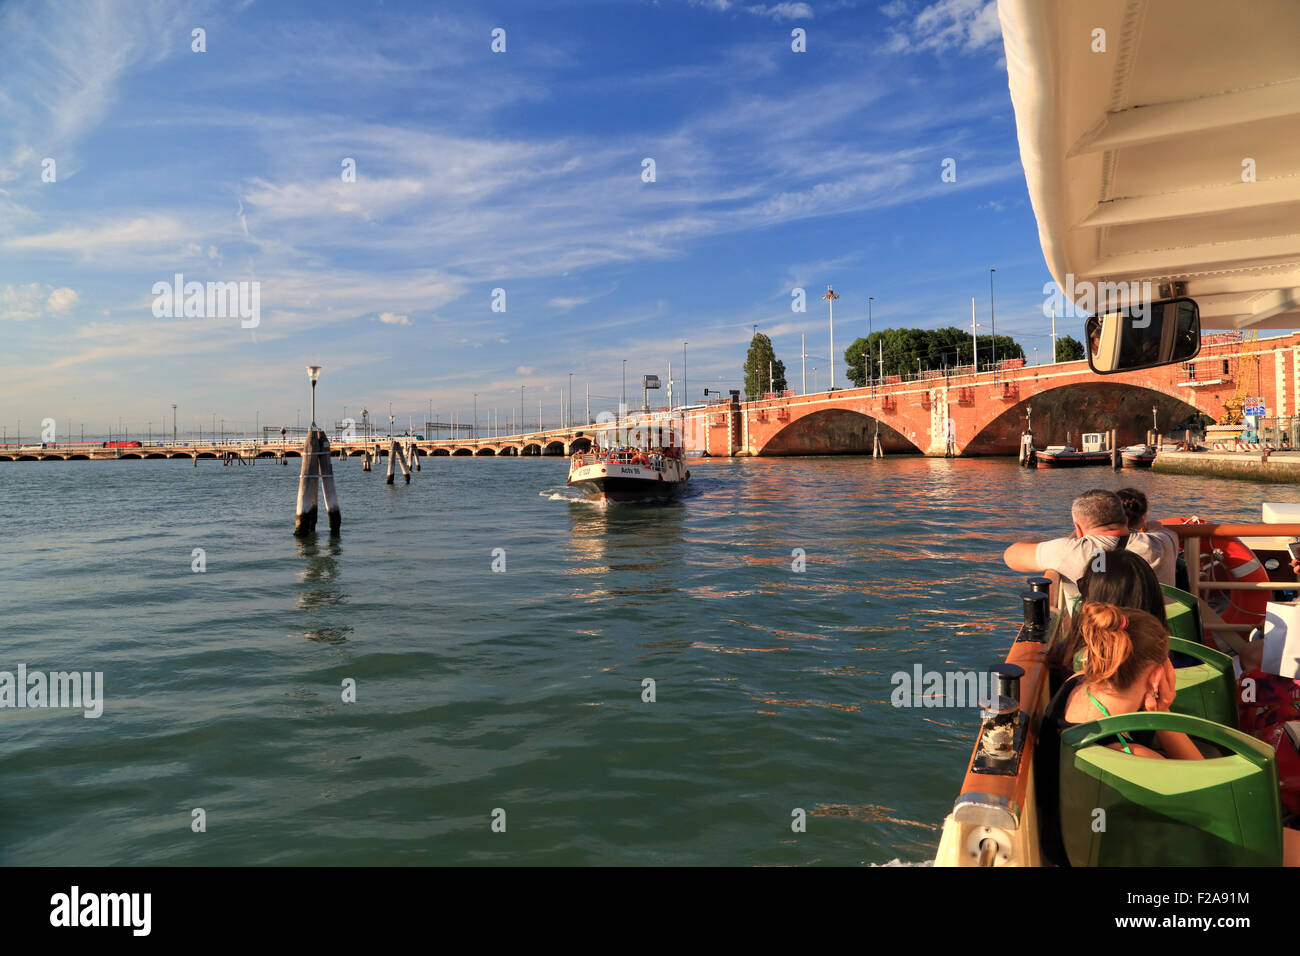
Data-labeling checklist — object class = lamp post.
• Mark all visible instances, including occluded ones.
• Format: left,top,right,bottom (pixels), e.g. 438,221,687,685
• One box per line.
683,340,688,410
1153,405,1159,432
568,372,573,428
621,360,627,423
520,385,525,433
473,393,477,439
989,268,997,366
307,366,321,428
822,285,840,388
867,296,874,385
172,403,177,445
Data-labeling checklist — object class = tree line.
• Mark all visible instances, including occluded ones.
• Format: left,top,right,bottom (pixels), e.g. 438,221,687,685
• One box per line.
742,328,1084,394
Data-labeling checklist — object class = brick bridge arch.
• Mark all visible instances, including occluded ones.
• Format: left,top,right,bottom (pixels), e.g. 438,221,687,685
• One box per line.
685,334,1289,456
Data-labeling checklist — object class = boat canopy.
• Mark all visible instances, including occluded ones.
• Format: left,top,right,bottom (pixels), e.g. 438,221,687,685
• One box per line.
998,0,1300,330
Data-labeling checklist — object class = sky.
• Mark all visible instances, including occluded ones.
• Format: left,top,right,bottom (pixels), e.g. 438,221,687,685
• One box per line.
0,0,1071,440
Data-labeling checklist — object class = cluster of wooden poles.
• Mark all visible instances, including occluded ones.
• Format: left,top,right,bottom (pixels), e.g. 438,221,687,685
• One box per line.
294,434,422,536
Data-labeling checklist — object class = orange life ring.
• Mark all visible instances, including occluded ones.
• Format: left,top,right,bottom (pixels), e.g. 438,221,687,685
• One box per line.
1166,516,1270,635
632,455,649,467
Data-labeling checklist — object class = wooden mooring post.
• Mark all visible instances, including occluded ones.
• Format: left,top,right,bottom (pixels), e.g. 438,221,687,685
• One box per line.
386,439,411,484
1110,428,1120,470
294,428,341,535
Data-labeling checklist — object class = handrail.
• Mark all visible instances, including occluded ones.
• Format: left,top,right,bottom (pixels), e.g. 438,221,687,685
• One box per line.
1157,521,1300,538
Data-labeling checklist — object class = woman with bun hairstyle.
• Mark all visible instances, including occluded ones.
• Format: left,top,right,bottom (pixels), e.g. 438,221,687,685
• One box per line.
1059,603,1203,760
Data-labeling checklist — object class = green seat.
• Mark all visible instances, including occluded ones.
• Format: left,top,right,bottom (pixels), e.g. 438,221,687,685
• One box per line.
1059,712,1282,866
1161,584,1204,645
1166,635,1239,729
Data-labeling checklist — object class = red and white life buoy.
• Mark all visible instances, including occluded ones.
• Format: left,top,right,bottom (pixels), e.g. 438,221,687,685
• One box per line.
1166,516,1270,636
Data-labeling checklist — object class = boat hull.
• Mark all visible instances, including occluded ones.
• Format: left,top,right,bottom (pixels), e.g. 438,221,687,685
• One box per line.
1034,452,1111,468
566,458,689,503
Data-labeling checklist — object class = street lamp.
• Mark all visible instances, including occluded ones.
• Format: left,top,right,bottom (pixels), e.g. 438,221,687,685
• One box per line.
306,365,321,427
520,385,525,433
822,285,840,388
621,360,627,422
867,296,874,384
568,372,573,428
172,403,177,445
1152,405,1159,432
683,341,688,410
473,393,477,439
989,268,997,366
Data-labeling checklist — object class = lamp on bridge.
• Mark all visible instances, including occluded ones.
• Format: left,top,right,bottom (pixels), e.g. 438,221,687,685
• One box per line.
306,365,322,428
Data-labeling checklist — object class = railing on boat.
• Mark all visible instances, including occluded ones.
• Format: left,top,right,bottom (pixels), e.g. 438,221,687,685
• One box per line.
1158,521,1300,643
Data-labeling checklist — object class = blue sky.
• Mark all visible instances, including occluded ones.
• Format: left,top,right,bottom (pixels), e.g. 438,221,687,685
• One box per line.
0,0,1067,439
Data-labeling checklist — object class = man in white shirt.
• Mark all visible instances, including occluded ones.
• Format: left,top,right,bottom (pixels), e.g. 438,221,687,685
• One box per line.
1003,489,1177,607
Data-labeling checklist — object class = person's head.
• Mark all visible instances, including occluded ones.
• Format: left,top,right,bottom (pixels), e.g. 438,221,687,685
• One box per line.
1076,602,1169,693
1071,489,1126,535
1078,549,1167,626
1115,487,1149,531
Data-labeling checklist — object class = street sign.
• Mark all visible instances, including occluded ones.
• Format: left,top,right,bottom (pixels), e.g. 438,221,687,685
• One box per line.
1243,396,1265,415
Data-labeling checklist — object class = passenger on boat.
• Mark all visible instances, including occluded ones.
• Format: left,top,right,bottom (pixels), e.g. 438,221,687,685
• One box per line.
1116,487,1188,592
1038,602,1300,866
1002,489,1176,608
1046,549,1167,693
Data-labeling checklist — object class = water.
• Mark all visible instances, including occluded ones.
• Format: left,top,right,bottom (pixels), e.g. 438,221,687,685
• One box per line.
0,456,1288,865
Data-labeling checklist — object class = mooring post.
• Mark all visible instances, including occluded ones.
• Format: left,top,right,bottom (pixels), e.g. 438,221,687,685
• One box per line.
413,443,421,471
318,435,341,534
294,428,322,535
394,440,411,483
385,441,396,485
1110,428,1120,470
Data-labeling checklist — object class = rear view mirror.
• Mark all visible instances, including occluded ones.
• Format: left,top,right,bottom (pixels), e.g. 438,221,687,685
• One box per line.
1085,297,1200,374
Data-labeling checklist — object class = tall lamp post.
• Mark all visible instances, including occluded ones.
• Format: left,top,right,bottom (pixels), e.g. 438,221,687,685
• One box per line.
822,285,840,388
867,296,875,385
568,372,573,428
473,393,478,439
520,385,525,434
989,268,997,366
621,360,627,423
172,403,177,445
306,366,321,429
682,340,688,409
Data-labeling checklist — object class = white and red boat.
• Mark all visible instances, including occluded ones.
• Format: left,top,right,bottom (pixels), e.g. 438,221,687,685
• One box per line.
567,443,689,503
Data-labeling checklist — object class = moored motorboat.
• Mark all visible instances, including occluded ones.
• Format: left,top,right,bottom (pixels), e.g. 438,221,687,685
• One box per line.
1121,444,1156,468
1034,434,1112,468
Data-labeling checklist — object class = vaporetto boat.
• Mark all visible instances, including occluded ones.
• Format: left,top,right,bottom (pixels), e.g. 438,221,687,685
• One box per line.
935,0,1300,866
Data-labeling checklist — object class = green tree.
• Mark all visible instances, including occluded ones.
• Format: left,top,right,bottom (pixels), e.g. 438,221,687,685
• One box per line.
1055,335,1084,362
743,333,788,398
844,327,1026,385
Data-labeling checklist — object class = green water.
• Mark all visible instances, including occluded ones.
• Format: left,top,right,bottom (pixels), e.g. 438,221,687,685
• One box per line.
0,456,1285,864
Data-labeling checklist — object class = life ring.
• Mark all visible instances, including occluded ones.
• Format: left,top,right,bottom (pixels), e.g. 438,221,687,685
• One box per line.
631,455,649,467
1165,516,1270,636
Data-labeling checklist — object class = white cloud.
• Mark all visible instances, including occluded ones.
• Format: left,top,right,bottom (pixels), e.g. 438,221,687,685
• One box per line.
0,283,44,321
886,0,1001,54
46,287,79,313
0,283,79,320
515,365,536,376
377,311,411,325
746,3,813,20
548,296,592,310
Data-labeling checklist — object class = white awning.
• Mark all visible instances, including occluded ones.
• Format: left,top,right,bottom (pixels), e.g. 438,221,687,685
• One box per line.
999,0,1300,329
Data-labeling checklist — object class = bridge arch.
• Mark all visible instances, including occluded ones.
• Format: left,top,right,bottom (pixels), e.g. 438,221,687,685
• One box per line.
432,447,451,456
965,382,1207,456
68,454,90,460
521,443,542,456
758,408,923,455
452,447,472,456
543,440,566,455
567,436,593,453
475,447,496,456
